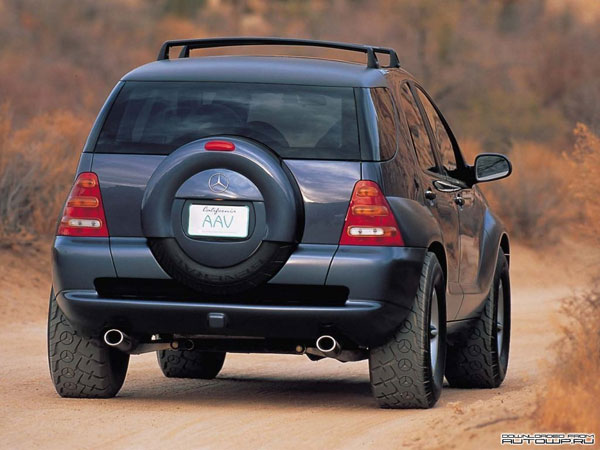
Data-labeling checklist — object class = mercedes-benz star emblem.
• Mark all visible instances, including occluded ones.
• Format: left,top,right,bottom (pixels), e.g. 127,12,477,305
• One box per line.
208,173,229,193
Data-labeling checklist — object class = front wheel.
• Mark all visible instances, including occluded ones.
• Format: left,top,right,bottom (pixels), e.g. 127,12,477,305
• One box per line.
369,252,447,409
445,251,511,388
157,348,226,379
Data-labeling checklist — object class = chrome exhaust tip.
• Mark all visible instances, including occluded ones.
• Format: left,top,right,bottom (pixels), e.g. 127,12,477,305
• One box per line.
103,329,134,352
104,329,125,346
316,335,341,357
104,330,187,354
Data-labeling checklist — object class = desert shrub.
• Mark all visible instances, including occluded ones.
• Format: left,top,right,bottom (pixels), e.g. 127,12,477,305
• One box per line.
568,123,600,241
534,287,600,433
461,139,576,246
488,143,576,243
0,105,89,241
534,126,600,433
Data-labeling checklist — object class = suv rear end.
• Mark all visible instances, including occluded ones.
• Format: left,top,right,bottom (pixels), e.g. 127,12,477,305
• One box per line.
49,38,432,408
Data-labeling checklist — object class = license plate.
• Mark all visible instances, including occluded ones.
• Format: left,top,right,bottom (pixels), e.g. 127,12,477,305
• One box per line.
188,204,249,238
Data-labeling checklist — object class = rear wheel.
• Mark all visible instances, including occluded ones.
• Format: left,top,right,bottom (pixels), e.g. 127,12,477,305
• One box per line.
445,251,510,388
369,252,447,409
157,348,226,379
47,289,129,398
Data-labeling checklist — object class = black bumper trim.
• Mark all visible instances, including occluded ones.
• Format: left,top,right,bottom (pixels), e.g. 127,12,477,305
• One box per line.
57,291,409,347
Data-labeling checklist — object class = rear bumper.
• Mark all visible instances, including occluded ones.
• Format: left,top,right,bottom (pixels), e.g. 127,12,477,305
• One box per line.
52,237,426,347
57,292,406,347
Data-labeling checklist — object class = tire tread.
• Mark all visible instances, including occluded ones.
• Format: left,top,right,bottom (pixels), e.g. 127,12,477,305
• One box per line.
47,291,129,398
157,349,226,379
445,252,509,388
369,252,443,409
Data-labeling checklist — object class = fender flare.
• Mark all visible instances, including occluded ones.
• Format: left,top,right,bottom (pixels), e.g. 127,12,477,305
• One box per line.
477,209,509,297
385,197,444,248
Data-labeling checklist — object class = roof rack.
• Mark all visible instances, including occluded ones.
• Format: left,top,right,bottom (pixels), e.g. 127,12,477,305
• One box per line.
157,37,400,69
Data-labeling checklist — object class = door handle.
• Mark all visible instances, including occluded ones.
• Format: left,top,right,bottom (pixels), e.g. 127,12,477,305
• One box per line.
425,189,437,201
433,179,461,193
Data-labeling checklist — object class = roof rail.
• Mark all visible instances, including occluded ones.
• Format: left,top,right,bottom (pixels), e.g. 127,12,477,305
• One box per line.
157,37,400,69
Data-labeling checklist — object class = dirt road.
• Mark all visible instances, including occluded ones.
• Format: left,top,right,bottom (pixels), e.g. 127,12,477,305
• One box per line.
0,242,592,449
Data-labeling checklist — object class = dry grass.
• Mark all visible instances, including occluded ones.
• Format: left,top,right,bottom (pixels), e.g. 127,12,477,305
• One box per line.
533,124,600,434
461,123,600,248
461,139,578,246
534,288,600,434
569,123,600,244
0,104,89,242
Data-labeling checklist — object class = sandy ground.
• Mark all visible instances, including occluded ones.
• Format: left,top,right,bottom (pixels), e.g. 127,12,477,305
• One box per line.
0,240,595,449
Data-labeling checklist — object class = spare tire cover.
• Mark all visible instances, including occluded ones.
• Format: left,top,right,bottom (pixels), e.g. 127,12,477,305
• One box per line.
141,137,303,295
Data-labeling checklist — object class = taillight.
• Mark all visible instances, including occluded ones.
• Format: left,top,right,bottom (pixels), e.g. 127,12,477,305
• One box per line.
57,172,108,237
339,180,404,246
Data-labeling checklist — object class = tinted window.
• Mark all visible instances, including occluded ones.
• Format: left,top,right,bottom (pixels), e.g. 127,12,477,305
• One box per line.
416,89,457,174
398,84,439,173
370,88,398,160
96,81,360,159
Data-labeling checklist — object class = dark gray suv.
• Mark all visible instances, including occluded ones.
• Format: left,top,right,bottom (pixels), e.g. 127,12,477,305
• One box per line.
48,38,512,409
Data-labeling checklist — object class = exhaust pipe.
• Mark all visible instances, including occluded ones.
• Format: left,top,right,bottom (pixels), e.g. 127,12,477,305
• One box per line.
307,335,367,362
316,335,341,358
104,329,135,353
180,339,195,351
103,329,193,354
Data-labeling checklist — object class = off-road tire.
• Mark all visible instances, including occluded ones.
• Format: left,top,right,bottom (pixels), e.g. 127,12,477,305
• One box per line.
47,289,129,398
445,251,510,388
369,252,447,409
157,349,226,379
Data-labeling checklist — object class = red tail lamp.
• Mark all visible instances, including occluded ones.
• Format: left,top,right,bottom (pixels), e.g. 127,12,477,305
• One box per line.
57,172,109,237
340,180,404,246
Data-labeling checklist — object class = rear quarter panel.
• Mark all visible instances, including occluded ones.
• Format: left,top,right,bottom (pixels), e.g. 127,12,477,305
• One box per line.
92,154,163,236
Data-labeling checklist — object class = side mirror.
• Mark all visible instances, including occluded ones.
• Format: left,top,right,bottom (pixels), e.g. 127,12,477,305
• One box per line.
474,153,512,183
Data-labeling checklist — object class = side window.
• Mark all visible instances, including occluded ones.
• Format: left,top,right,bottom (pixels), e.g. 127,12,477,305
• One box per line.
415,89,458,175
370,88,398,160
398,84,439,173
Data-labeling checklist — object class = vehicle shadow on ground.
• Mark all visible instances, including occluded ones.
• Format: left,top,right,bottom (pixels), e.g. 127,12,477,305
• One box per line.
119,375,376,409
115,372,525,411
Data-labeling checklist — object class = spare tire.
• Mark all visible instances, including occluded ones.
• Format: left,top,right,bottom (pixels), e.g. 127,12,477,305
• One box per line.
141,137,303,296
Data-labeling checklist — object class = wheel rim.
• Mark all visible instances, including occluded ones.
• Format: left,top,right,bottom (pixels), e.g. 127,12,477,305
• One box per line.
430,289,440,373
496,281,504,355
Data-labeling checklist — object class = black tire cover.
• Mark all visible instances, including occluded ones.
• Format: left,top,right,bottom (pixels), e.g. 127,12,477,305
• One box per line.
141,137,303,295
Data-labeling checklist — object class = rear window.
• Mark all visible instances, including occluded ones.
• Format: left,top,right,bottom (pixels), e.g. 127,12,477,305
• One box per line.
95,81,360,160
